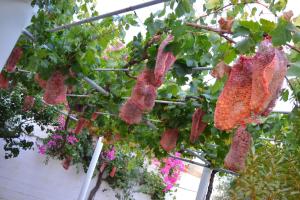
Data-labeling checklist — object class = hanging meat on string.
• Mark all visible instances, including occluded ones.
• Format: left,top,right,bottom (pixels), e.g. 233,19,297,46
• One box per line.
0,73,9,89
74,117,88,134
190,108,207,143
224,126,252,172
119,98,143,124
34,73,47,89
119,35,176,124
5,47,23,73
160,128,179,152
23,96,35,111
154,35,176,86
214,39,288,131
214,57,253,130
250,41,288,115
43,71,67,105
211,61,231,79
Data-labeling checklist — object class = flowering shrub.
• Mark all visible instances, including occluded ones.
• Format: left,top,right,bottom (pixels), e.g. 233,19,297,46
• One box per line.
38,130,94,171
159,152,185,192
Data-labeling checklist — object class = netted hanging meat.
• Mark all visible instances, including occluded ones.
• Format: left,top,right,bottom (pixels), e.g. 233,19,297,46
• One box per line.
214,40,287,130
214,57,253,130
119,98,143,125
74,118,88,134
250,41,288,115
43,71,67,105
5,47,23,73
154,35,176,86
0,73,9,89
23,96,35,111
160,128,179,152
224,126,252,172
211,61,231,79
34,74,47,89
190,108,207,143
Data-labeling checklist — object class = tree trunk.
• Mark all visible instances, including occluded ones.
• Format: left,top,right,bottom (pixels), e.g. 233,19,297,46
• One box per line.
205,169,217,200
87,165,106,200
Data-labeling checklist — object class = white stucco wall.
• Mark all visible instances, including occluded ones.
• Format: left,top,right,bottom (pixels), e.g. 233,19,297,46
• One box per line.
0,140,150,200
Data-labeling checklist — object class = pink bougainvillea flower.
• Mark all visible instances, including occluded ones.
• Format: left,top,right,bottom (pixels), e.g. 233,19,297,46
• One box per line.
52,134,63,140
0,73,9,89
47,140,57,148
67,135,79,145
38,145,47,155
5,47,23,73
43,71,67,105
22,96,35,111
105,147,116,161
55,114,66,130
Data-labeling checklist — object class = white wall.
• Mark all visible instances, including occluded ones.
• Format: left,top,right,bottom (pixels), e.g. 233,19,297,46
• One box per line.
0,138,151,200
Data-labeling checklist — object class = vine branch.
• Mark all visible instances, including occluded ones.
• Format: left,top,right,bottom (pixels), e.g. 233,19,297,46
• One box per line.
186,22,236,44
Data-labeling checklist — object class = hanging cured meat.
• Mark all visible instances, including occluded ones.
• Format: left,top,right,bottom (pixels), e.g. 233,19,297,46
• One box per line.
34,73,47,89
74,118,88,134
160,129,179,152
0,73,9,89
5,47,23,73
119,35,176,125
23,95,35,111
224,126,252,172
214,57,253,130
250,41,288,115
190,108,207,143
43,71,67,105
154,35,176,86
211,61,231,79
119,98,143,125
214,40,287,131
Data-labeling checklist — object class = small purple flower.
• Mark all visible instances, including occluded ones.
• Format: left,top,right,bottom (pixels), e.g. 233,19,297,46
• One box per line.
67,135,79,145
56,114,66,130
106,147,116,161
47,140,57,148
38,145,47,155
52,134,63,140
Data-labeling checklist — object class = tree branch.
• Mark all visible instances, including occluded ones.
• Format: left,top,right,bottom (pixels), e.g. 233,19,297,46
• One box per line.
186,23,236,43
286,43,300,54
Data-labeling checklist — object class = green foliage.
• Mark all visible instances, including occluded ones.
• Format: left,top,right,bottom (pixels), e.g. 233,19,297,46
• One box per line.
0,84,58,158
229,144,300,200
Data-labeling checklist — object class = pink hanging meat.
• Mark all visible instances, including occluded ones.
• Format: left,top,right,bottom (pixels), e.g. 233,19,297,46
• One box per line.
5,47,23,73
224,126,252,172
154,35,176,86
214,57,253,131
74,118,88,134
119,98,143,125
0,73,9,89
211,61,231,79
190,108,207,143
43,71,67,105
214,40,287,131
23,96,35,111
160,129,179,152
34,74,47,89
131,79,157,111
250,40,288,115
